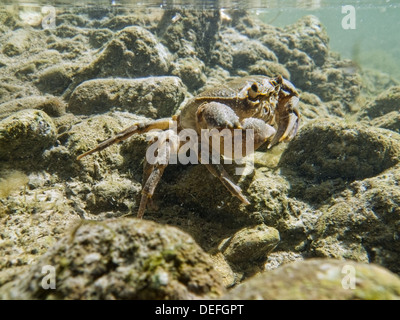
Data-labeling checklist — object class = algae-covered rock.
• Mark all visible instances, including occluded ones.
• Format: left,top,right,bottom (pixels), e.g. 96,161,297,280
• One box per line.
284,15,329,67
2,28,30,57
68,77,185,118
213,28,278,73
85,174,140,213
0,96,66,120
0,179,80,287
0,109,57,161
219,224,280,264
157,10,220,63
171,57,207,91
248,61,290,80
310,167,400,273
34,65,72,95
223,259,400,300
0,218,225,300
358,86,400,119
371,111,400,134
70,26,171,91
280,119,400,203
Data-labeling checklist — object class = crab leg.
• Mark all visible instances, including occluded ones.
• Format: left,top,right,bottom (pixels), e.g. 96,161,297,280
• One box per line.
138,165,167,219
137,129,179,219
204,162,250,205
76,118,174,160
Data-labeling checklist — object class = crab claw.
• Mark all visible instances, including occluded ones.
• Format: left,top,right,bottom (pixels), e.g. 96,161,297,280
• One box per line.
268,95,300,149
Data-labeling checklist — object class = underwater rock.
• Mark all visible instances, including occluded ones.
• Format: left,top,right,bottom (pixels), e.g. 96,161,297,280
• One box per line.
310,167,400,273
85,174,141,213
0,177,80,287
210,253,236,287
214,28,278,73
280,119,400,203
99,14,152,31
371,111,400,134
34,65,72,95
0,96,66,120
358,85,400,120
297,92,331,121
157,10,220,63
81,26,170,79
2,28,29,57
360,69,400,96
0,170,29,198
68,76,185,118
247,60,290,80
264,251,304,271
259,15,361,109
171,57,207,91
284,15,329,67
63,113,142,169
56,12,89,27
0,109,57,161
223,259,400,300
219,224,280,264
0,218,225,299
87,28,113,48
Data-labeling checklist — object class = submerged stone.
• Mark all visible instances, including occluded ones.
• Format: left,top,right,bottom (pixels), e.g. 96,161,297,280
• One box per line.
358,86,400,119
0,218,225,300
224,259,400,300
281,119,400,182
219,224,280,264
0,109,57,161
68,77,185,118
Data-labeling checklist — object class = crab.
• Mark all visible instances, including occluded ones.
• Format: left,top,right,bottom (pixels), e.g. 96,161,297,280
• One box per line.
77,75,300,218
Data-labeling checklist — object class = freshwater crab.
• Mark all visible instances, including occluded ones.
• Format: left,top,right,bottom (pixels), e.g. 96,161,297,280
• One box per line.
77,75,300,218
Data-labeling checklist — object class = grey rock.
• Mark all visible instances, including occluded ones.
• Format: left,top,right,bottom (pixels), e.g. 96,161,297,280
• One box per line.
284,15,329,67
87,28,113,48
79,26,170,79
68,77,185,118
248,60,290,80
260,16,361,109
99,14,152,31
371,111,400,133
2,28,29,57
0,109,57,161
0,96,66,120
0,218,225,300
219,224,280,264
215,28,278,72
360,69,400,96
358,86,400,119
223,259,400,300
280,119,400,202
171,57,207,91
34,66,72,95
157,10,220,64
310,167,400,273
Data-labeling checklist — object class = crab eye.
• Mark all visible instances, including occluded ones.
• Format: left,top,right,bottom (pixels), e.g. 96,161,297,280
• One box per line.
248,83,259,100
